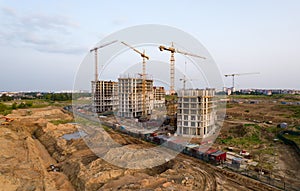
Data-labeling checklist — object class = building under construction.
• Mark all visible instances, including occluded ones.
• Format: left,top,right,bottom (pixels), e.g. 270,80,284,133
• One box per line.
91,80,118,113
117,75,154,118
153,86,166,108
176,89,216,138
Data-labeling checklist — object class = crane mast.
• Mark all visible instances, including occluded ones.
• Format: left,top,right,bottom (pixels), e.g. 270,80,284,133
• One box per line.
90,40,117,81
94,49,98,82
179,61,200,90
159,42,205,94
180,61,188,90
142,50,147,119
170,49,175,94
224,72,260,92
159,42,205,126
121,42,149,120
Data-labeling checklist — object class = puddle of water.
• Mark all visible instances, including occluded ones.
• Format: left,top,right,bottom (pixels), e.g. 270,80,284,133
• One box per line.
67,122,78,125
62,131,87,140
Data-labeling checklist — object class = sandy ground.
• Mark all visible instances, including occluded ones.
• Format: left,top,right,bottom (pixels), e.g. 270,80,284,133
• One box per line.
0,106,288,191
0,107,74,191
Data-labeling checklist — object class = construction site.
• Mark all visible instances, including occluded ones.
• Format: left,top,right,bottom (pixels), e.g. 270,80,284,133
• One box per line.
81,40,299,190
90,40,215,138
0,41,298,191
0,95,299,190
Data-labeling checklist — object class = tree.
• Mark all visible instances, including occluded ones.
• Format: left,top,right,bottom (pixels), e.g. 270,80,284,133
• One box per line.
11,102,17,109
0,94,12,101
0,103,7,112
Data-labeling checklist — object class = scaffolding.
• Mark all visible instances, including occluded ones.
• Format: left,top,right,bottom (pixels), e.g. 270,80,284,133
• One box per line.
176,88,216,138
117,76,154,119
91,80,118,113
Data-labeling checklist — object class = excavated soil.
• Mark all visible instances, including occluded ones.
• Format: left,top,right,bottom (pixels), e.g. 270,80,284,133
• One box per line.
0,107,284,191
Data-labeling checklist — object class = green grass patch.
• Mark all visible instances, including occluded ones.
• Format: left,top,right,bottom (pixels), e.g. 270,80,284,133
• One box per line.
244,123,261,130
275,105,300,118
271,94,300,101
0,102,12,115
101,124,110,131
231,95,269,99
219,134,262,147
165,95,178,101
0,99,72,115
265,126,278,134
230,94,300,101
226,104,234,108
50,119,74,125
218,124,262,147
259,147,275,155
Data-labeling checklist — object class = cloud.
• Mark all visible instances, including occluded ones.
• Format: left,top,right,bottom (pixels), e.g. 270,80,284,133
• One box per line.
21,33,54,45
35,45,87,55
0,6,85,55
1,7,16,17
20,14,79,32
112,17,127,26
19,33,87,54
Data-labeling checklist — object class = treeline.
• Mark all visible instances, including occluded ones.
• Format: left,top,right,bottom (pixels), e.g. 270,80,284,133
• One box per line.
0,94,13,101
0,92,91,102
0,93,73,101
0,101,33,115
42,93,72,101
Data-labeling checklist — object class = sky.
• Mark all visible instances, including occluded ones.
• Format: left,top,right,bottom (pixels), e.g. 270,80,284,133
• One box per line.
0,0,299,91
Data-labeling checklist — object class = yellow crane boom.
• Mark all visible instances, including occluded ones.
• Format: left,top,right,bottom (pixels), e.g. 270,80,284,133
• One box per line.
158,42,205,94
121,41,150,120
159,42,205,127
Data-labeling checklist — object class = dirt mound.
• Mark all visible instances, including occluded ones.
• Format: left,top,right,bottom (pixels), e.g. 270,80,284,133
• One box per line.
0,107,76,191
103,146,175,169
0,125,74,190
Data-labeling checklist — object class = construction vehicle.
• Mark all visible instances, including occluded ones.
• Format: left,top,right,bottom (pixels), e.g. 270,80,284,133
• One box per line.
47,164,60,172
224,72,260,93
90,40,118,82
121,41,150,122
159,43,206,126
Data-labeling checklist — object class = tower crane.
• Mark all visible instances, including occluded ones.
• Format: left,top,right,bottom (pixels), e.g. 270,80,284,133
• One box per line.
159,43,206,126
180,77,201,90
121,41,150,120
224,72,260,92
90,40,118,81
179,76,188,90
159,43,206,94
179,61,200,90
